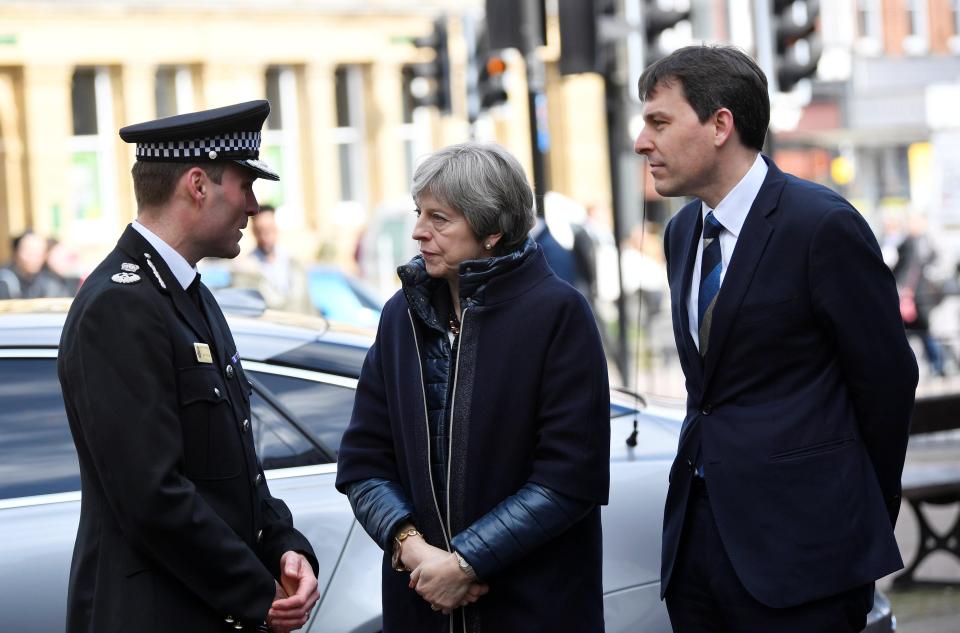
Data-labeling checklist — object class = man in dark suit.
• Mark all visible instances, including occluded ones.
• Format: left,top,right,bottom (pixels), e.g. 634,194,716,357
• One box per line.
634,46,918,632
58,101,320,633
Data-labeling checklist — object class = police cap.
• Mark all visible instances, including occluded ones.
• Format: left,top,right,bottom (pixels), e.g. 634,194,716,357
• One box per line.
119,100,279,181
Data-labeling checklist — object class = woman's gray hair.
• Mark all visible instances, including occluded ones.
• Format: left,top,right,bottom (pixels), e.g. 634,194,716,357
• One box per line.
411,142,536,255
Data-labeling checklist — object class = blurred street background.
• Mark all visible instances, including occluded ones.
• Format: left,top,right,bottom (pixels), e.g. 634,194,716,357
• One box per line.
0,0,959,629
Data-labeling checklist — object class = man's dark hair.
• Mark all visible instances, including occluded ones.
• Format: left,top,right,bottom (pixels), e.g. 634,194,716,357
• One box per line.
258,203,276,214
131,161,226,208
638,45,769,151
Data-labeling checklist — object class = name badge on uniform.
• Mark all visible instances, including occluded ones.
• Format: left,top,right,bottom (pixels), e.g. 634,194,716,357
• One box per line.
194,343,213,364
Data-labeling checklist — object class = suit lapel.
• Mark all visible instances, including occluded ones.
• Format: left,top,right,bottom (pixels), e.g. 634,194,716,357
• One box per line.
701,160,785,387
677,210,704,382
117,226,213,344
670,202,703,381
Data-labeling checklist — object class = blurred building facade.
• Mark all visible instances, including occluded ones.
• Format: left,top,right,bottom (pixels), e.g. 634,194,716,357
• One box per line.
1,0,958,282
0,0,612,278
633,0,960,260
771,0,960,268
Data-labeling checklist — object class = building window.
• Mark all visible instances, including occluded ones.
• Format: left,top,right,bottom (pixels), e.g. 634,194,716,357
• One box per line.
332,65,366,205
258,66,304,226
68,67,117,233
155,65,195,118
903,0,929,55
855,0,883,55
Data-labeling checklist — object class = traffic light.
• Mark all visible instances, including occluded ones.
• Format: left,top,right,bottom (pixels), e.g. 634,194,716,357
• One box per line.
643,0,690,67
406,17,451,113
478,51,509,110
558,0,599,75
773,0,821,92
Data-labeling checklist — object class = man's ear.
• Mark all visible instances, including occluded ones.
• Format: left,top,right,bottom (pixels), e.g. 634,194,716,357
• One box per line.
713,108,736,148
184,167,207,204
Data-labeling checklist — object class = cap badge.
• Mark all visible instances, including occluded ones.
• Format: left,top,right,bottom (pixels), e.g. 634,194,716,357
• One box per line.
111,271,141,284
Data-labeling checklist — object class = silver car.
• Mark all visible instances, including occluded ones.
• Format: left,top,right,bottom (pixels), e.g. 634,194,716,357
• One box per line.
0,299,893,632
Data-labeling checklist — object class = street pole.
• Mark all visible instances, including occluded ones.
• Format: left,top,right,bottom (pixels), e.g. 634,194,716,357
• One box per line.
602,29,633,389
754,0,778,155
521,0,549,216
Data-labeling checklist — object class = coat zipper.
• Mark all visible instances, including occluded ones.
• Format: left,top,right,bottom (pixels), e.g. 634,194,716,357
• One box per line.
445,307,468,540
448,308,470,633
410,308,468,633
407,309,451,549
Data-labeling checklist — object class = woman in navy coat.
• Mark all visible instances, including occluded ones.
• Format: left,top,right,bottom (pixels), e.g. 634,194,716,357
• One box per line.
336,143,610,633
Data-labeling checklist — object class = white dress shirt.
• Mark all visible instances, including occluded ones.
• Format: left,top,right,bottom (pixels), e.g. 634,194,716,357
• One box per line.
687,154,768,350
131,220,198,291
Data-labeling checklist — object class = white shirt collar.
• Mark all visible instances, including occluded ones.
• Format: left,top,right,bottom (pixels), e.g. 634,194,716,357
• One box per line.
700,153,768,237
131,220,197,290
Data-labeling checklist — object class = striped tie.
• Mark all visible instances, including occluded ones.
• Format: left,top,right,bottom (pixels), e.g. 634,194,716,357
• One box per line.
698,212,724,356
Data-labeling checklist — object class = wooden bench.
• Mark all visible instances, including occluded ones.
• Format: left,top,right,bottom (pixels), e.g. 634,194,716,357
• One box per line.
892,463,960,588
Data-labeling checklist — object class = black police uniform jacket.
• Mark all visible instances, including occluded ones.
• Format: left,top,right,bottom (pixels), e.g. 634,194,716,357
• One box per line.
58,226,318,633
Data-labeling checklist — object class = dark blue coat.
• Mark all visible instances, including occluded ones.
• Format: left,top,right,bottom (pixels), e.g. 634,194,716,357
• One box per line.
661,157,918,608
337,247,610,633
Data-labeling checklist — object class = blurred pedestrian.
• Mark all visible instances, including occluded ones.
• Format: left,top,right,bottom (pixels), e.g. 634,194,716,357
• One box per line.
893,213,946,376
0,231,70,299
336,142,610,633
58,100,319,633
232,203,311,312
44,238,81,295
573,202,620,348
635,45,917,632
531,216,576,285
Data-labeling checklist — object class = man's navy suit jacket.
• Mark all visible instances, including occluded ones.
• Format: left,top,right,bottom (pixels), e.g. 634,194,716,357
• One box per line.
660,156,918,608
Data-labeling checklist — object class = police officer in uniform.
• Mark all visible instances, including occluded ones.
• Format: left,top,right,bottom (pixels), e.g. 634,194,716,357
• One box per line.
58,101,319,633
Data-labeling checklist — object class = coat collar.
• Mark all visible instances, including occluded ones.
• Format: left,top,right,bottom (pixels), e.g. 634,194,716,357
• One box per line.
129,220,197,290
397,237,540,329
117,225,213,344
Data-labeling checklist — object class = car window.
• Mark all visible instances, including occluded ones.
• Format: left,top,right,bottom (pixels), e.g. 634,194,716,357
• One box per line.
0,357,80,499
250,371,355,455
250,391,329,469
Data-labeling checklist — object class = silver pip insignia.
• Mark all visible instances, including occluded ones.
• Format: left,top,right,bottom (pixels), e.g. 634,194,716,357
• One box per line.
111,272,141,284
121,262,140,273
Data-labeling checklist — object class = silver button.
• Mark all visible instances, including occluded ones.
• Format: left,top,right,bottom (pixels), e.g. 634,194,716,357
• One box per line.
225,365,234,379
209,150,218,160
233,623,243,630
242,418,250,432
256,529,263,543
225,615,234,623
255,473,262,485
213,387,220,398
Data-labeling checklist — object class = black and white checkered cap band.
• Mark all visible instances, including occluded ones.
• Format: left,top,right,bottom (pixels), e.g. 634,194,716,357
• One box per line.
135,131,261,160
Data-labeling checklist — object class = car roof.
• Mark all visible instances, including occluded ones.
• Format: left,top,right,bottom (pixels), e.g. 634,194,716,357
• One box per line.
0,298,373,377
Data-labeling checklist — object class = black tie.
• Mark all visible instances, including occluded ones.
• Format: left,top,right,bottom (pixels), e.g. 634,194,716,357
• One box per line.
187,273,204,314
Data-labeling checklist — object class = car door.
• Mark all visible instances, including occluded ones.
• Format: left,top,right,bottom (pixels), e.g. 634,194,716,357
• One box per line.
0,350,367,633
601,398,680,633
0,352,80,633
244,363,385,633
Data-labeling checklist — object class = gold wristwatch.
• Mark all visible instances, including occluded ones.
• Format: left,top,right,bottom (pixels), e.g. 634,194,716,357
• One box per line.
391,527,420,572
